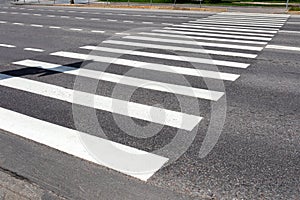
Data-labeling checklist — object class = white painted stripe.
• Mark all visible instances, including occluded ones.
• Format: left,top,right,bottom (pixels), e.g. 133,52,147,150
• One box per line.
207,17,287,22
124,21,134,23
0,107,168,181
91,30,105,33
153,29,271,41
90,18,100,21
142,22,154,24
0,11,7,14
183,22,279,30
47,15,55,17
21,13,29,15
140,32,267,45
265,45,300,52
162,23,173,25
51,50,242,80
123,36,263,51
0,44,16,48
30,24,43,27
33,14,42,16
0,21,7,24
0,73,202,130
81,45,249,69
173,24,277,34
279,30,300,34
49,26,61,29
189,21,282,28
61,16,70,18
23,48,45,52
12,22,24,26
75,17,84,19
107,19,117,22
197,18,286,23
70,28,83,31
165,27,274,37
218,12,289,18
103,40,257,58
14,59,227,99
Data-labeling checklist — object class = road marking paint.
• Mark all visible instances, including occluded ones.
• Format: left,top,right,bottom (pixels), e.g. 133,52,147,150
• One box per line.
33,13,42,16
0,44,16,48
49,26,61,29
265,45,300,52
124,21,134,23
286,22,300,25
124,36,263,51
30,24,43,27
81,45,249,69
51,51,243,80
142,22,154,24
153,29,272,41
0,21,7,24
12,22,24,26
47,15,55,17
0,11,7,14
23,48,45,52
173,24,278,34
10,12,19,14
14,59,226,99
91,30,105,33
0,107,168,181
104,40,257,58
68,10,76,13
80,11,88,14
187,21,282,28
70,28,83,31
164,27,274,37
279,30,300,34
206,16,287,22
61,16,70,18
193,19,285,25
218,12,289,18
21,13,29,15
107,19,117,22
75,17,84,19
162,23,173,25
140,32,267,45
90,18,100,21
0,73,202,130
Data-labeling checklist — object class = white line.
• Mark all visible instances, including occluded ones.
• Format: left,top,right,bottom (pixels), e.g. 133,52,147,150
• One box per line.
124,21,134,23
61,16,70,19
91,30,105,33
0,107,168,181
207,16,287,22
218,12,289,18
49,26,61,29
14,59,226,100
47,15,55,17
142,22,154,24
12,23,24,26
30,24,43,27
139,32,267,45
165,27,274,37
103,40,257,58
81,45,249,69
196,18,286,24
0,73,202,131
51,50,243,81
75,17,84,19
33,14,42,16
70,28,82,31
265,45,300,52
107,19,117,22
279,30,300,34
173,24,278,34
21,13,29,15
90,18,100,21
23,48,45,52
153,29,271,41
0,21,7,24
0,44,16,48
123,36,263,51
162,23,173,25
0,11,7,14
188,21,283,28
286,22,300,25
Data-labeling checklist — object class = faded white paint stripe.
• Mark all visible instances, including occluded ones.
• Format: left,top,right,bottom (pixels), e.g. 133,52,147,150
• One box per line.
265,45,300,52
0,73,202,131
153,29,271,41
0,107,168,181
103,40,257,58
188,21,282,28
139,32,267,45
165,27,274,37
24,48,45,52
173,24,277,34
123,36,263,51
14,59,226,99
80,45,249,69
0,44,16,48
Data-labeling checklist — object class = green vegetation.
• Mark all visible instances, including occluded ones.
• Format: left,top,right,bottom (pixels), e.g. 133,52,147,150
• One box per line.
290,6,300,10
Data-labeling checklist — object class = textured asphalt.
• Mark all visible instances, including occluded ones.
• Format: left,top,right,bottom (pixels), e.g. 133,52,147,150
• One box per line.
0,4,299,200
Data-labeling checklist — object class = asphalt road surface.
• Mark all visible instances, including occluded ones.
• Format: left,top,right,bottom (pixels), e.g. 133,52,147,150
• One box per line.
0,4,299,200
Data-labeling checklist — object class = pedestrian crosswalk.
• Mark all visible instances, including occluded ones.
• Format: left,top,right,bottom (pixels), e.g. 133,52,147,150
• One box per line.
0,12,289,181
